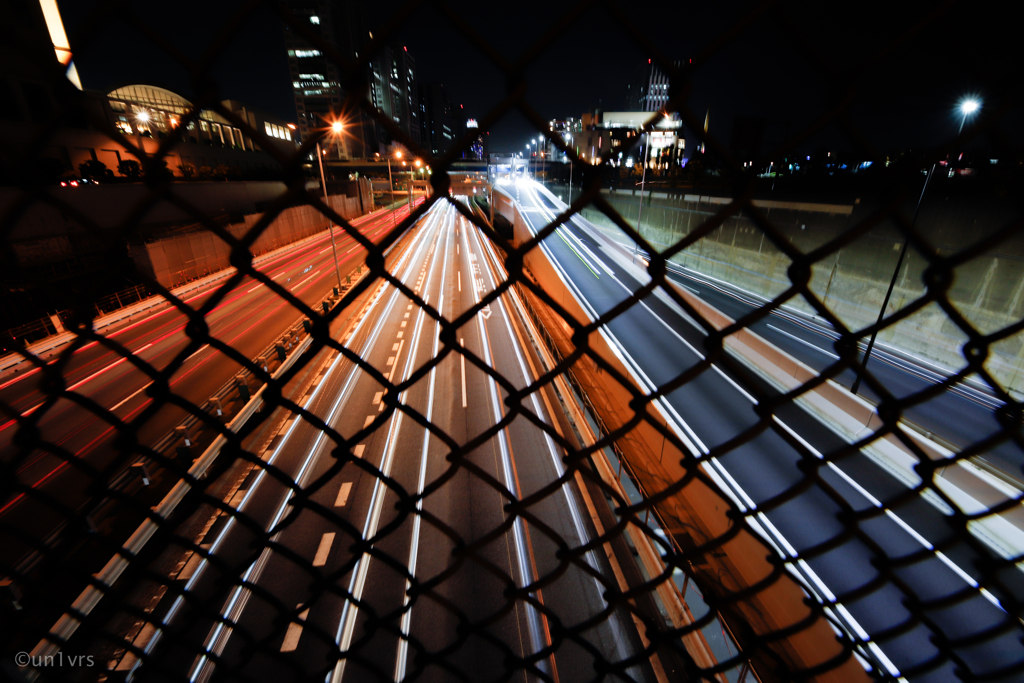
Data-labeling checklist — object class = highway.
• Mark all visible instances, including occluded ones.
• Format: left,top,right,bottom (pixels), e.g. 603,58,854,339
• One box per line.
512,180,1023,682
619,233,1020,481
0,202,418,567
131,199,651,683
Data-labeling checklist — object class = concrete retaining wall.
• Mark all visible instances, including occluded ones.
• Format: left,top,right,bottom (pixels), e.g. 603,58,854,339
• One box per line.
554,184,1024,394
129,192,365,289
498,189,867,682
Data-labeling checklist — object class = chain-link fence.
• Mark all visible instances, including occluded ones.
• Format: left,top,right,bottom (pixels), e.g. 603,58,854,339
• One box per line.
2,1,1022,682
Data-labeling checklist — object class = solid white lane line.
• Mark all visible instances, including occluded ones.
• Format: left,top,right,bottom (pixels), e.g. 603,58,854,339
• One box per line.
766,324,839,359
109,381,154,412
185,343,210,362
172,200,445,683
333,226,446,683
335,483,353,507
460,338,467,408
395,205,454,682
291,270,321,291
312,533,335,567
66,343,151,393
460,217,547,673
387,340,405,382
280,606,309,652
470,221,634,664
526,186,894,672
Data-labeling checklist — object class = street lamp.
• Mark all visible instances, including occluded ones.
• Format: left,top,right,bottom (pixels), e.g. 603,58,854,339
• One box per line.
567,133,574,206
958,98,980,135
851,97,981,395
386,150,402,230
536,137,545,187
633,128,652,264
315,119,345,291
413,159,422,202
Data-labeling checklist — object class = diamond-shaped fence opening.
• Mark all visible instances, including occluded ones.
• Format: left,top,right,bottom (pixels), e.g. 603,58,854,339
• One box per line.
1,1,1022,682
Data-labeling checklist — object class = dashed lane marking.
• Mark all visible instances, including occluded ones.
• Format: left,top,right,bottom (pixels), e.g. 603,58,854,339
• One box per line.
335,483,353,507
312,532,335,567
280,605,309,652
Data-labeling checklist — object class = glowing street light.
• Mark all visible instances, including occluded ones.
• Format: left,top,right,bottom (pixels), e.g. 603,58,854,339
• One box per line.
315,119,346,291
853,96,982,395
958,98,980,135
386,150,403,229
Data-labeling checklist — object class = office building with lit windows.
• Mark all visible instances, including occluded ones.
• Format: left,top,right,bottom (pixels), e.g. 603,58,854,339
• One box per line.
368,45,421,153
1,2,295,181
419,82,453,157
625,60,680,112
282,0,370,158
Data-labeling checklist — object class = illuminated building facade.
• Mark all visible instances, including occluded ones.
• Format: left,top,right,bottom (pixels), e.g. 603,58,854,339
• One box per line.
419,83,453,157
578,110,685,172
625,60,680,113
368,45,421,153
282,0,369,157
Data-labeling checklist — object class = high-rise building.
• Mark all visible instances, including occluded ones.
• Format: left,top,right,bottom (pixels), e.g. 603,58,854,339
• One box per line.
368,45,420,153
418,83,453,157
625,60,679,112
282,0,368,157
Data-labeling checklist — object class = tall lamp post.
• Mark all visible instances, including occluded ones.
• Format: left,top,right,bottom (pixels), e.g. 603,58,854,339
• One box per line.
536,137,543,187
315,120,345,291
387,150,401,230
633,129,651,264
567,133,573,206
413,159,422,203
851,98,980,395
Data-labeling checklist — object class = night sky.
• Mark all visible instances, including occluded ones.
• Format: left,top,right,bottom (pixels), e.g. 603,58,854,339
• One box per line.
56,0,1020,158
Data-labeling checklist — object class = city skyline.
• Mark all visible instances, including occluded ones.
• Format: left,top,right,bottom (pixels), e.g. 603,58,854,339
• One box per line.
53,1,1020,158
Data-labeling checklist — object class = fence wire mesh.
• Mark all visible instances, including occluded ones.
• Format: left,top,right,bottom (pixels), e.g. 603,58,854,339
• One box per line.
1,1,1022,682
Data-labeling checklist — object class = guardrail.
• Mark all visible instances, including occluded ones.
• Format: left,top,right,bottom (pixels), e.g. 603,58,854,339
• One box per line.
24,204,423,670
495,186,870,682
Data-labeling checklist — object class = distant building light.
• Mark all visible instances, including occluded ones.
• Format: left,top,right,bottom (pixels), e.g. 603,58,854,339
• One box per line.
309,15,320,24
294,49,321,58
466,119,478,128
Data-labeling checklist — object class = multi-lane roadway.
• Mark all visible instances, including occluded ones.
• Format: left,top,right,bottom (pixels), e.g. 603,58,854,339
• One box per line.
129,199,651,683
0,202,417,567
512,180,1023,682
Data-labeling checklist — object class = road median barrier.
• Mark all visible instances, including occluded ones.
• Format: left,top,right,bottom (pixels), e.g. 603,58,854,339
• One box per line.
496,188,869,683
25,202,426,671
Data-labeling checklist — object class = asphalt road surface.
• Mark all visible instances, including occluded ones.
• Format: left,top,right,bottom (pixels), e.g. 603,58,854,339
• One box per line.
513,180,1022,683
132,199,652,683
0,202,417,565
